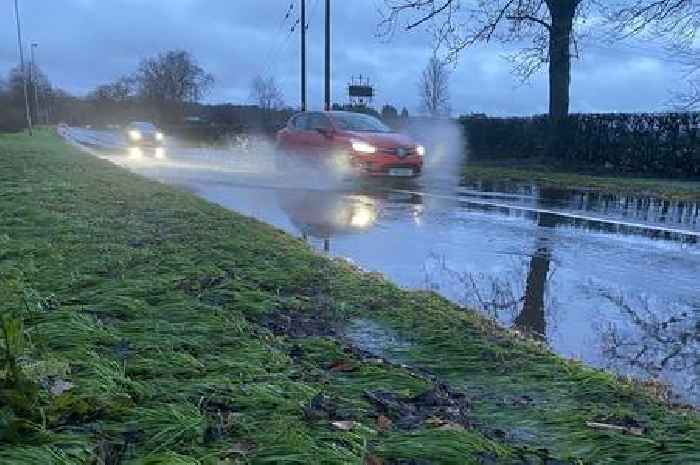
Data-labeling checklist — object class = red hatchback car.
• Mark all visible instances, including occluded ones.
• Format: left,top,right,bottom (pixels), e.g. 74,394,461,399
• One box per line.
276,111,424,177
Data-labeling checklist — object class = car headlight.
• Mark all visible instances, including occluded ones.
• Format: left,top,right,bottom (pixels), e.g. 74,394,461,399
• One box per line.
128,130,142,141
155,132,164,141
416,144,426,157
351,140,376,154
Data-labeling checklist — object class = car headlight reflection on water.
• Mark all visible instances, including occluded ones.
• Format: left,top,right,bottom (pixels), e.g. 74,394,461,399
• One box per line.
128,130,142,141
350,206,375,228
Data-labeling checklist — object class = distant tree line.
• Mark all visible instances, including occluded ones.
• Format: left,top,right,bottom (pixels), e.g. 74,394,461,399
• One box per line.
0,50,214,133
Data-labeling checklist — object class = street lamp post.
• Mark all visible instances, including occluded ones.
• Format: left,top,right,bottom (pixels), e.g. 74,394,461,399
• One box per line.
13,0,33,136
324,0,331,111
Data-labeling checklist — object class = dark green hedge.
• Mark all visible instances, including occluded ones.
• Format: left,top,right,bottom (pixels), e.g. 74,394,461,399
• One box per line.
460,113,700,178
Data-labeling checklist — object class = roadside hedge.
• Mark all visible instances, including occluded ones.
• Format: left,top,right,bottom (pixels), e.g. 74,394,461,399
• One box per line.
460,113,700,178
0,99,25,134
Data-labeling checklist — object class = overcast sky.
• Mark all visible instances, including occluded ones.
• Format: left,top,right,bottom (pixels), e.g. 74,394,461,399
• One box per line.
0,0,689,116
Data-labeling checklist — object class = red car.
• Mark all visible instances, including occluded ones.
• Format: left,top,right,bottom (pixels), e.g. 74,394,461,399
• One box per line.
276,111,424,177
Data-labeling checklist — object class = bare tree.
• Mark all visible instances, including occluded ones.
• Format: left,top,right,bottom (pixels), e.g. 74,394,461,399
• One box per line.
135,50,213,122
91,76,135,103
609,1,700,108
610,0,698,38
420,54,451,117
382,0,584,125
250,75,285,111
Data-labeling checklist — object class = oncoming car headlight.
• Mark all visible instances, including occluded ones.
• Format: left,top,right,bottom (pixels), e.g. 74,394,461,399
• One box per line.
128,130,142,141
416,144,426,157
155,132,165,142
351,140,376,154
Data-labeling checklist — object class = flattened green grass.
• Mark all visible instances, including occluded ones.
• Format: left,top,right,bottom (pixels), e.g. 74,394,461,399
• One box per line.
0,130,698,464
463,162,700,201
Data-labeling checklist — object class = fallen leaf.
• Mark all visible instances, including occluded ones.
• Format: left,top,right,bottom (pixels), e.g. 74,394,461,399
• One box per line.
426,417,465,431
224,441,257,457
585,421,644,436
437,422,465,431
377,415,392,431
425,417,448,427
329,359,356,372
365,454,383,465
331,420,355,431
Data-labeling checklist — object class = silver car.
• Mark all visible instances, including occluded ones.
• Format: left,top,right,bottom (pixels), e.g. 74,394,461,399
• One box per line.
125,121,165,147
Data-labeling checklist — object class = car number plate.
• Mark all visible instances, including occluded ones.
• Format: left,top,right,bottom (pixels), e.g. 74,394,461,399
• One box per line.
388,168,414,177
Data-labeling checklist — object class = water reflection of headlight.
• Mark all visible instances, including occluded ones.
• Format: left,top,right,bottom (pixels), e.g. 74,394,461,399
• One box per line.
154,147,166,159
350,205,376,228
412,205,425,226
128,147,143,159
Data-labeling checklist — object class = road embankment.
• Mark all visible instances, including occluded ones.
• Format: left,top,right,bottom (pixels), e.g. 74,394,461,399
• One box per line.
1,130,698,465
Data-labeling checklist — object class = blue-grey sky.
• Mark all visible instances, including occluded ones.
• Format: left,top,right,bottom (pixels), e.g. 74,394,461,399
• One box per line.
0,0,688,115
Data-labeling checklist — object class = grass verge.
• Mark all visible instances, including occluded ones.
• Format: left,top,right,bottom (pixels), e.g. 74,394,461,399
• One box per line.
1,130,698,465
463,161,700,201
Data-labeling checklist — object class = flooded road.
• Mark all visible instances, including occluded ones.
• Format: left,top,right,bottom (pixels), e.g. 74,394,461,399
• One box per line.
64,127,700,406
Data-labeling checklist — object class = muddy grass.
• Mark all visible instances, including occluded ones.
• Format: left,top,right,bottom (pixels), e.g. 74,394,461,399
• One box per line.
463,161,700,201
0,130,698,464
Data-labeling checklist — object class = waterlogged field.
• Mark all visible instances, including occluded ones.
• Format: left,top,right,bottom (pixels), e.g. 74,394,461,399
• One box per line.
1,131,699,464
463,162,700,201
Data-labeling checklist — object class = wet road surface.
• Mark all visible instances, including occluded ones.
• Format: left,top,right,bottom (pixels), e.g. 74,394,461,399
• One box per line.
64,127,700,406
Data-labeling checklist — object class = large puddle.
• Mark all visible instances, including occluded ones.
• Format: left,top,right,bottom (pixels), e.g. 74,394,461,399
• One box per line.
66,128,700,406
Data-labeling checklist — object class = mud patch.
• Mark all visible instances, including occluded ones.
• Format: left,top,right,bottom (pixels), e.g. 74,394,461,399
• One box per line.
303,393,358,422
263,309,339,338
366,384,472,431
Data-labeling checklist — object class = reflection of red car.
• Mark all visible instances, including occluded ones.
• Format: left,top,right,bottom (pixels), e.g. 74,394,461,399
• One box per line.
276,111,424,177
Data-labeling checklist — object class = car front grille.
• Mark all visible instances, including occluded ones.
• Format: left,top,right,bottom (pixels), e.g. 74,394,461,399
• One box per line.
381,146,415,158
378,163,422,174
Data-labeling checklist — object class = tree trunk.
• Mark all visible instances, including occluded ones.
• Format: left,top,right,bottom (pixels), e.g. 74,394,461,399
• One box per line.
546,0,577,124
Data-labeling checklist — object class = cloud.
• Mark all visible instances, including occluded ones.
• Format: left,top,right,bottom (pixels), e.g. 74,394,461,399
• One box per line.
0,0,687,115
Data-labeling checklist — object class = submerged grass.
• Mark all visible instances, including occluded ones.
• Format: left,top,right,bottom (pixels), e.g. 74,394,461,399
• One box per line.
463,161,700,201
0,130,698,464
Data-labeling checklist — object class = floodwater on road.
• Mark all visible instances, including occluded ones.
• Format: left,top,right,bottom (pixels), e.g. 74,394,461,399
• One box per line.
64,127,700,406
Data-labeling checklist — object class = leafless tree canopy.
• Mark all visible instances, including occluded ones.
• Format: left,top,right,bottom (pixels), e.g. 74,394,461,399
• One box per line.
609,1,700,109
90,76,135,103
610,0,698,39
382,1,700,119
382,1,583,75
250,75,285,111
382,0,584,122
420,55,451,116
136,50,213,106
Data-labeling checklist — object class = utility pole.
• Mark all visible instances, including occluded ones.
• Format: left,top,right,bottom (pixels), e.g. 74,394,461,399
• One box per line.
324,0,331,111
301,0,306,111
31,43,41,125
14,0,33,135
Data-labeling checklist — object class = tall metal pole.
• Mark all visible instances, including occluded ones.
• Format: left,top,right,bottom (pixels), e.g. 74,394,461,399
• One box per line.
301,0,307,111
324,0,331,111
31,43,41,125
14,0,33,135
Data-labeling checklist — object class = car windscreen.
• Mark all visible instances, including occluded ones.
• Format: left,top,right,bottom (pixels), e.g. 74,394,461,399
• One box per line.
130,122,156,130
332,113,393,133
